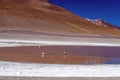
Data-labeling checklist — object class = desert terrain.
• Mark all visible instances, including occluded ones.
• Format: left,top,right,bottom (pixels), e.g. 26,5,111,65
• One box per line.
0,0,120,36
0,0,120,79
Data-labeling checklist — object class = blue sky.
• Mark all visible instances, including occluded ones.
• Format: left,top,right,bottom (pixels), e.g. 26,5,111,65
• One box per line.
49,0,120,26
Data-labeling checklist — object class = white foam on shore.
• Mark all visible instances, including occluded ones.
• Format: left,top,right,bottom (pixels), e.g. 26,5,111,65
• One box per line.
0,61,120,77
0,39,120,47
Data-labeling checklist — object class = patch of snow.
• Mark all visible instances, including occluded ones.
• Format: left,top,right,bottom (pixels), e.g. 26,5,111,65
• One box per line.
86,18,98,22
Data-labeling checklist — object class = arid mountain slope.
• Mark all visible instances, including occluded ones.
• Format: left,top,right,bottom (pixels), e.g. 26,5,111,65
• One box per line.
0,0,120,36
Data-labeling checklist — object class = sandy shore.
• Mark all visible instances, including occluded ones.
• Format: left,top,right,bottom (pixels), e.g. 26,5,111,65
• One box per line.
0,77,119,80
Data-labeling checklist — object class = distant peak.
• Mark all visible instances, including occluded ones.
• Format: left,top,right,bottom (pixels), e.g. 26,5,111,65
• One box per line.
86,18,119,28
86,18,104,22
91,19,106,26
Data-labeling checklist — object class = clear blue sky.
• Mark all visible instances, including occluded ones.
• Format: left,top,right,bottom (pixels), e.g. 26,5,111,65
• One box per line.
49,0,120,26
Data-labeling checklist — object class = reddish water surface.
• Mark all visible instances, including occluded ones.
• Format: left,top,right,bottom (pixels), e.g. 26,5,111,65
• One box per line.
0,46,120,64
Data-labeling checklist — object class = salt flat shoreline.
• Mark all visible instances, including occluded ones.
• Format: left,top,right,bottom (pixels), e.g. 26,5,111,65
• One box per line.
0,31,120,47
0,77,120,80
0,38,120,47
0,61,120,77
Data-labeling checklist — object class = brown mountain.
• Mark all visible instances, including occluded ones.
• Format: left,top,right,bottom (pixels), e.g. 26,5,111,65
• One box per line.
0,0,120,36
